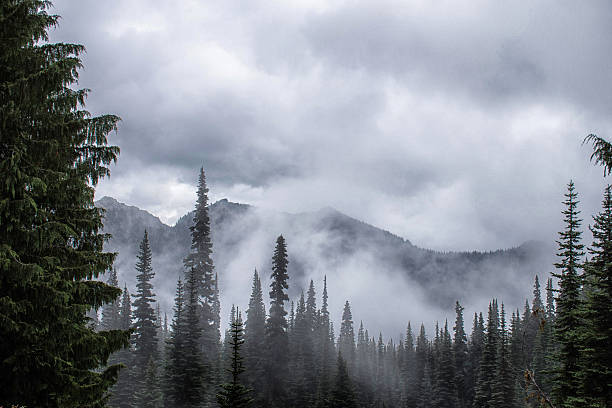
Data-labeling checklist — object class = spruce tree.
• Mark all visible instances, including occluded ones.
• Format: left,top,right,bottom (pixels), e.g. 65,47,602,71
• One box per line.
466,313,484,406
434,321,457,408
131,230,159,402
580,184,612,406
265,235,290,406
316,276,335,406
111,284,133,408
217,310,253,408
163,279,189,407
551,180,585,407
404,322,417,408
184,267,207,405
0,1,130,406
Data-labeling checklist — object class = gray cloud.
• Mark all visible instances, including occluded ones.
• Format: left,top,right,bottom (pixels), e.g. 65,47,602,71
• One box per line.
50,0,612,255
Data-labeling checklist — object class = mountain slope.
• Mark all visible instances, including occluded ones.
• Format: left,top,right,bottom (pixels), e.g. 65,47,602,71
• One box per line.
95,196,551,335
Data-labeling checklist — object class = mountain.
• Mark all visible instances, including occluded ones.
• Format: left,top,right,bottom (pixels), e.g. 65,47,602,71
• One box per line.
95,196,552,335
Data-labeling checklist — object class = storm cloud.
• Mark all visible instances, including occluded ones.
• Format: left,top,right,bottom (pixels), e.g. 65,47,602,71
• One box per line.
50,0,612,252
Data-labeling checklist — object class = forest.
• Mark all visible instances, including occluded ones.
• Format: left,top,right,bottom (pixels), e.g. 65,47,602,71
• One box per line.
1,1,611,408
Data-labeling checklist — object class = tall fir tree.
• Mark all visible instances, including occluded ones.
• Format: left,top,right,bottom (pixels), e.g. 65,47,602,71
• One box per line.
217,310,253,408
330,353,357,408
434,320,458,408
245,269,267,405
265,235,290,406
466,313,485,406
551,180,585,407
474,301,500,408
131,230,159,402
184,167,220,392
580,184,612,406
101,269,122,331
453,302,468,408
338,301,356,366
0,1,130,406
491,304,515,408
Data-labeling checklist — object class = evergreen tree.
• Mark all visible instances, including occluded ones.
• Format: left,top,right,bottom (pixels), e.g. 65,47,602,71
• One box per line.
551,180,585,407
580,184,612,406
414,323,429,399
110,284,133,408
184,167,220,390
265,235,290,406
245,269,266,404
474,301,500,408
491,305,515,408
0,1,130,405
330,353,357,408
133,358,163,408
101,268,122,331
184,267,207,405
164,279,189,407
466,313,484,406
453,301,468,408
217,310,253,408
131,230,159,401
434,320,457,408
291,290,316,407
404,322,417,408
316,276,335,406
338,301,356,366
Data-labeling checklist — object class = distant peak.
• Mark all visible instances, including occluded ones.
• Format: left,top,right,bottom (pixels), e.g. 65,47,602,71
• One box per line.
95,196,120,205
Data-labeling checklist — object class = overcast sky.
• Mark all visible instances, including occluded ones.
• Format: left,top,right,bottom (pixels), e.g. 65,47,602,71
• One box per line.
50,0,612,252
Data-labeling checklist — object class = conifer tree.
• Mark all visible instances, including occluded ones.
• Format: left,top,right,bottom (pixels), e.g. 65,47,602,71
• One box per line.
466,313,484,406
330,353,357,408
453,301,468,408
338,301,356,365
551,180,585,407
414,323,429,398
184,168,219,386
245,269,266,404
164,279,190,407
434,321,458,408
217,310,253,408
580,184,612,406
265,235,290,406
111,284,133,408
101,269,122,331
316,276,335,405
474,301,500,408
292,291,316,407
0,1,130,405
404,322,417,408
133,357,163,408
491,305,515,408
131,230,159,403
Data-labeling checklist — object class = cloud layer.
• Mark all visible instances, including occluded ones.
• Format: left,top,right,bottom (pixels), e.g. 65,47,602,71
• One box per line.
50,0,612,251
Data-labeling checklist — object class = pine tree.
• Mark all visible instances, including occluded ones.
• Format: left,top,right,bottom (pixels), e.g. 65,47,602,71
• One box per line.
415,323,429,399
551,180,585,407
184,167,220,392
330,353,357,408
338,301,356,366
184,267,207,405
131,230,159,401
291,290,316,407
580,184,612,406
404,322,417,408
0,1,130,406
217,310,253,408
245,269,266,404
265,235,290,406
316,276,335,406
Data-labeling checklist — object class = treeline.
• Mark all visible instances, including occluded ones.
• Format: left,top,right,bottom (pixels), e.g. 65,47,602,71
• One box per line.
95,162,611,408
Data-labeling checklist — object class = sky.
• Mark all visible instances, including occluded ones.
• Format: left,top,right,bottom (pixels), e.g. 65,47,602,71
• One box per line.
50,0,612,252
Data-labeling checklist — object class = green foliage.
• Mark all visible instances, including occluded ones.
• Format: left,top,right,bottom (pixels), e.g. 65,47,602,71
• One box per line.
551,181,585,407
217,310,253,408
583,134,612,176
0,1,129,406
580,185,612,406
330,353,357,408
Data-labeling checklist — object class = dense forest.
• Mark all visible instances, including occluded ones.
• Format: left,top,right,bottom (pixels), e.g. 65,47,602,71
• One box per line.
1,1,611,408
